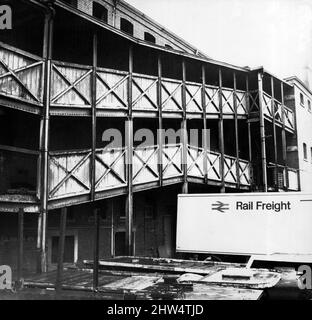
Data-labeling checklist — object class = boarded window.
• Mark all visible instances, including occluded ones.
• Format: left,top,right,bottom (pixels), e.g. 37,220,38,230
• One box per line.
303,143,308,160
120,18,134,36
144,32,156,44
93,3,108,22
300,93,304,106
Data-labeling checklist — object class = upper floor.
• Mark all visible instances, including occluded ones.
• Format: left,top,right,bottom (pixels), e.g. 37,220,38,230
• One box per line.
60,0,209,56
0,0,302,212
284,76,312,192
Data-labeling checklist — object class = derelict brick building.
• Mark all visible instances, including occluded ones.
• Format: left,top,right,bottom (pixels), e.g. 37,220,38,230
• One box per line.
0,0,305,273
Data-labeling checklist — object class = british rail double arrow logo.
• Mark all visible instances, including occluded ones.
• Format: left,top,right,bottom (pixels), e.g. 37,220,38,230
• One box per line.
211,201,230,213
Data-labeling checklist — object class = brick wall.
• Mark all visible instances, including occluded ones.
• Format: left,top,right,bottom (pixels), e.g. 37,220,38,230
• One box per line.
78,0,92,15
0,186,181,273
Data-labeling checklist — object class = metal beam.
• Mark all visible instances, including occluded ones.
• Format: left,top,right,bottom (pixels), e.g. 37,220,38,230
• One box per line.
258,72,268,192
218,68,225,193
233,72,240,189
280,82,289,190
202,65,208,183
271,76,278,191
91,33,98,201
246,75,253,187
157,55,163,187
125,46,134,256
181,60,188,194
38,9,54,273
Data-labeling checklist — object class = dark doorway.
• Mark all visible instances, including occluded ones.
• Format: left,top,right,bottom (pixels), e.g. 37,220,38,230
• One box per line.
51,235,75,264
115,232,126,256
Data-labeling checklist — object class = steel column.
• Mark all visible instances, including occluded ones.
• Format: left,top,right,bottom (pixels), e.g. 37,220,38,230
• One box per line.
246,75,253,186
258,72,268,192
157,55,163,187
233,72,240,189
202,65,208,183
181,60,188,194
125,46,134,256
271,76,278,191
280,82,289,190
91,33,98,201
218,69,225,193
38,9,54,273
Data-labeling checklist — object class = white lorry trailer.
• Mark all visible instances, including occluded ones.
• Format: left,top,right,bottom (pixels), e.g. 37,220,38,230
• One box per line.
176,192,312,266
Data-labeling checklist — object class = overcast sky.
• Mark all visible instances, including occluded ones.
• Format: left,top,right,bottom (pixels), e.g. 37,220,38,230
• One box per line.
127,0,312,83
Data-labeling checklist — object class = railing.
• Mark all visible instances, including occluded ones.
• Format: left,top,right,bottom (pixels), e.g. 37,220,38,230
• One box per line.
187,145,251,185
51,61,92,108
205,85,220,114
95,147,127,192
133,145,159,185
185,81,202,113
187,145,205,178
224,155,238,184
238,159,252,186
0,42,44,105
0,43,251,116
48,149,92,199
267,163,299,191
284,106,295,130
287,168,299,191
0,146,39,195
96,68,128,110
262,92,295,131
222,88,235,114
132,73,158,111
207,150,221,181
46,144,252,199
161,78,183,112
162,143,183,179
248,90,260,113
236,90,249,115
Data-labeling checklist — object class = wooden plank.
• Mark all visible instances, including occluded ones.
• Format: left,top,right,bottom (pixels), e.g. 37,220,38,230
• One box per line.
103,276,159,291
184,284,263,300
85,259,236,276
